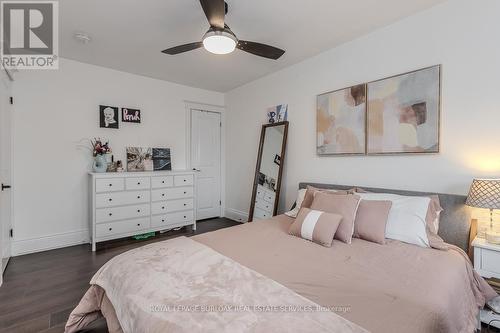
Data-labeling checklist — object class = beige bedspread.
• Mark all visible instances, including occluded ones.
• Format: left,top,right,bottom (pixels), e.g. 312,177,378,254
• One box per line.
67,214,496,333
66,236,367,333
194,215,496,333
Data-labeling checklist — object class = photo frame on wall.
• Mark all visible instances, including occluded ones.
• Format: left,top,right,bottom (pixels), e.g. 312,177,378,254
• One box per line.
315,65,441,156
366,65,441,154
99,105,119,129
316,84,366,155
122,107,141,123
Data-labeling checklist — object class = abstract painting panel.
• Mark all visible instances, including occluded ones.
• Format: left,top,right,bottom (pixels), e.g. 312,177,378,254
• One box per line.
317,84,366,155
367,66,440,154
152,148,171,171
126,147,152,172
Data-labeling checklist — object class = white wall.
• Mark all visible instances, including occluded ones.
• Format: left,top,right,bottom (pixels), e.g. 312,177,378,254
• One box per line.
225,0,500,216
12,58,224,255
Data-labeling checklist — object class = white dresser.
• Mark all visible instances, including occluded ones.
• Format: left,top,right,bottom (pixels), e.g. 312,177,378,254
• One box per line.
89,171,196,251
253,184,276,220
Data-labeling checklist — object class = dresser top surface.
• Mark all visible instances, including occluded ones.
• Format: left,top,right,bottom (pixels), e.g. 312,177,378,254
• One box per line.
89,170,195,178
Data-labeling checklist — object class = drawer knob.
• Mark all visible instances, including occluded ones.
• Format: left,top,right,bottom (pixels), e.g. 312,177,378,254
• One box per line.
162,181,165,184
108,198,112,202
184,216,187,218
137,182,141,185
183,179,186,182
184,191,187,194
162,219,165,222
162,206,165,209
109,227,112,231
137,223,141,226
108,213,112,216
137,210,141,213
109,184,113,187
183,204,187,206
162,194,165,197
137,196,141,199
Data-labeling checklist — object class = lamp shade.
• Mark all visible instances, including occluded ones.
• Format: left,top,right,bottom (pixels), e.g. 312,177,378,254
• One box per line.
466,179,500,209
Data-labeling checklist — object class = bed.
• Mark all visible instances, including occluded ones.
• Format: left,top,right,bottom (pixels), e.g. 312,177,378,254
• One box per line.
66,183,496,333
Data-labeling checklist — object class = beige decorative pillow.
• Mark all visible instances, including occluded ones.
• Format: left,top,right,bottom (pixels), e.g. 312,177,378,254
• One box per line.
288,208,343,247
301,186,348,210
310,192,361,244
353,200,392,244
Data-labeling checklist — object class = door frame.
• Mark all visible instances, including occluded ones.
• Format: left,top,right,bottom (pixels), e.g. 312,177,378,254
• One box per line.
0,64,14,283
184,101,226,219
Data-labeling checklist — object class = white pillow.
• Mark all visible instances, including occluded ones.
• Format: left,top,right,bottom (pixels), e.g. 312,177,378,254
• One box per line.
285,189,307,218
356,193,431,248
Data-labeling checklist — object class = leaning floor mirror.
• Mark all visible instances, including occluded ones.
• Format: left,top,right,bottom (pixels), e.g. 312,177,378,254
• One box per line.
249,121,289,222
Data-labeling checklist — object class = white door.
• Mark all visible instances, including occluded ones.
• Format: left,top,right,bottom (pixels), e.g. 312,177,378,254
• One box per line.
0,67,13,278
191,109,221,220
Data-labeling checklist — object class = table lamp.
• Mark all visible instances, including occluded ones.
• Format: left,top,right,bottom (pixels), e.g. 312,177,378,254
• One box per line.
466,178,500,244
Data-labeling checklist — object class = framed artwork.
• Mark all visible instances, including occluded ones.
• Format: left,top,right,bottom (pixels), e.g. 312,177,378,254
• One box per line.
274,154,281,166
122,107,141,123
152,148,171,171
126,147,152,172
316,84,366,155
367,65,441,154
267,104,288,123
99,105,119,129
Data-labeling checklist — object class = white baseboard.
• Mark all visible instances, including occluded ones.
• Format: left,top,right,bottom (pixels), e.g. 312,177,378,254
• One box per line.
224,208,248,223
12,230,90,256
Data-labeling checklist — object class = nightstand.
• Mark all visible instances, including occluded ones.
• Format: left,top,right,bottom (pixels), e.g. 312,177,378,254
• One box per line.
472,237,500,330
472,237,500,279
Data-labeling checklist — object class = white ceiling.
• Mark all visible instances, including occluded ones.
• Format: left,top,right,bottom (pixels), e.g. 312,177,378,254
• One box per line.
60,0,446,92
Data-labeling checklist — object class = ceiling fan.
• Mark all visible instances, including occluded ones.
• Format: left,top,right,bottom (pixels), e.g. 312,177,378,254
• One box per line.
162,0,285,60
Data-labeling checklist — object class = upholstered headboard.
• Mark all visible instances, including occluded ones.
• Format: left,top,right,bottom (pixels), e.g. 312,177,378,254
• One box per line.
299,183,472,251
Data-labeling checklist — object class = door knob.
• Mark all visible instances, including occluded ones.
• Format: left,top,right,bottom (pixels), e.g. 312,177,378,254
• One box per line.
1,183,11,191
192,168,201,172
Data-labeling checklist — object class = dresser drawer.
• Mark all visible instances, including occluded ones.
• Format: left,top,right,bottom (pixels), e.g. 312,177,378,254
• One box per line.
96,218,150,238
151,187,194,202
255,198,273,213
96,203,150,223
96,191,150,208
125,177,151,190
151,176,174,189
481,248,500,275
174,175,194,186
95,178,124,193
151,199,194,215
151,211,194,228
254,207,271,220
262,191,276,204
256,186,264,199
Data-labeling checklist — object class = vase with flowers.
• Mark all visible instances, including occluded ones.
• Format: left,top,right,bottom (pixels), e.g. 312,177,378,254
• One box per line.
91,138,112,173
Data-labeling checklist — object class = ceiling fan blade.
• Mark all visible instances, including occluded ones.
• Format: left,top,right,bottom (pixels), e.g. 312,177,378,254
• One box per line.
199,0,225,29
236,41,285,60
162,42,203,55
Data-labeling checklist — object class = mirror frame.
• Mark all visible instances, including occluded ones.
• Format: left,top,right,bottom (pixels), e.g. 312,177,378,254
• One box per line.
248,121,289,222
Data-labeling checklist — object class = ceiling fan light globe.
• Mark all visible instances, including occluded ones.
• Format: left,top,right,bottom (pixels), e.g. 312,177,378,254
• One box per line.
202,30,237,55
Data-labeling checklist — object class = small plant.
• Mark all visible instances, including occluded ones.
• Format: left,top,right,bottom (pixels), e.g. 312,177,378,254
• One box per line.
91,138,111,157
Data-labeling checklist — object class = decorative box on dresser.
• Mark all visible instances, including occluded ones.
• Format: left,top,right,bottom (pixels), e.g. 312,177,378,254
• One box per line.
89,171,196,251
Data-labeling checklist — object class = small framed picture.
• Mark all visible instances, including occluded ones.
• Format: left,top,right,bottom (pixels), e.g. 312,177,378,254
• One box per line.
122,108,141,123
274,154,281,166
99,105,119,129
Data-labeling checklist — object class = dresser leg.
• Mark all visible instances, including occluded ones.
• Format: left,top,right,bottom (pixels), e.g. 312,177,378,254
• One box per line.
92,241,96,252
192,223,197,232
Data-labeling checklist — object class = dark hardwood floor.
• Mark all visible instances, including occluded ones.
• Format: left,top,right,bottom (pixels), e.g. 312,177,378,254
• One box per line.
0,218,240,333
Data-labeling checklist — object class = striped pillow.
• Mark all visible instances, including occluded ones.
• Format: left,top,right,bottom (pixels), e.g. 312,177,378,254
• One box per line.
288,208,343,247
